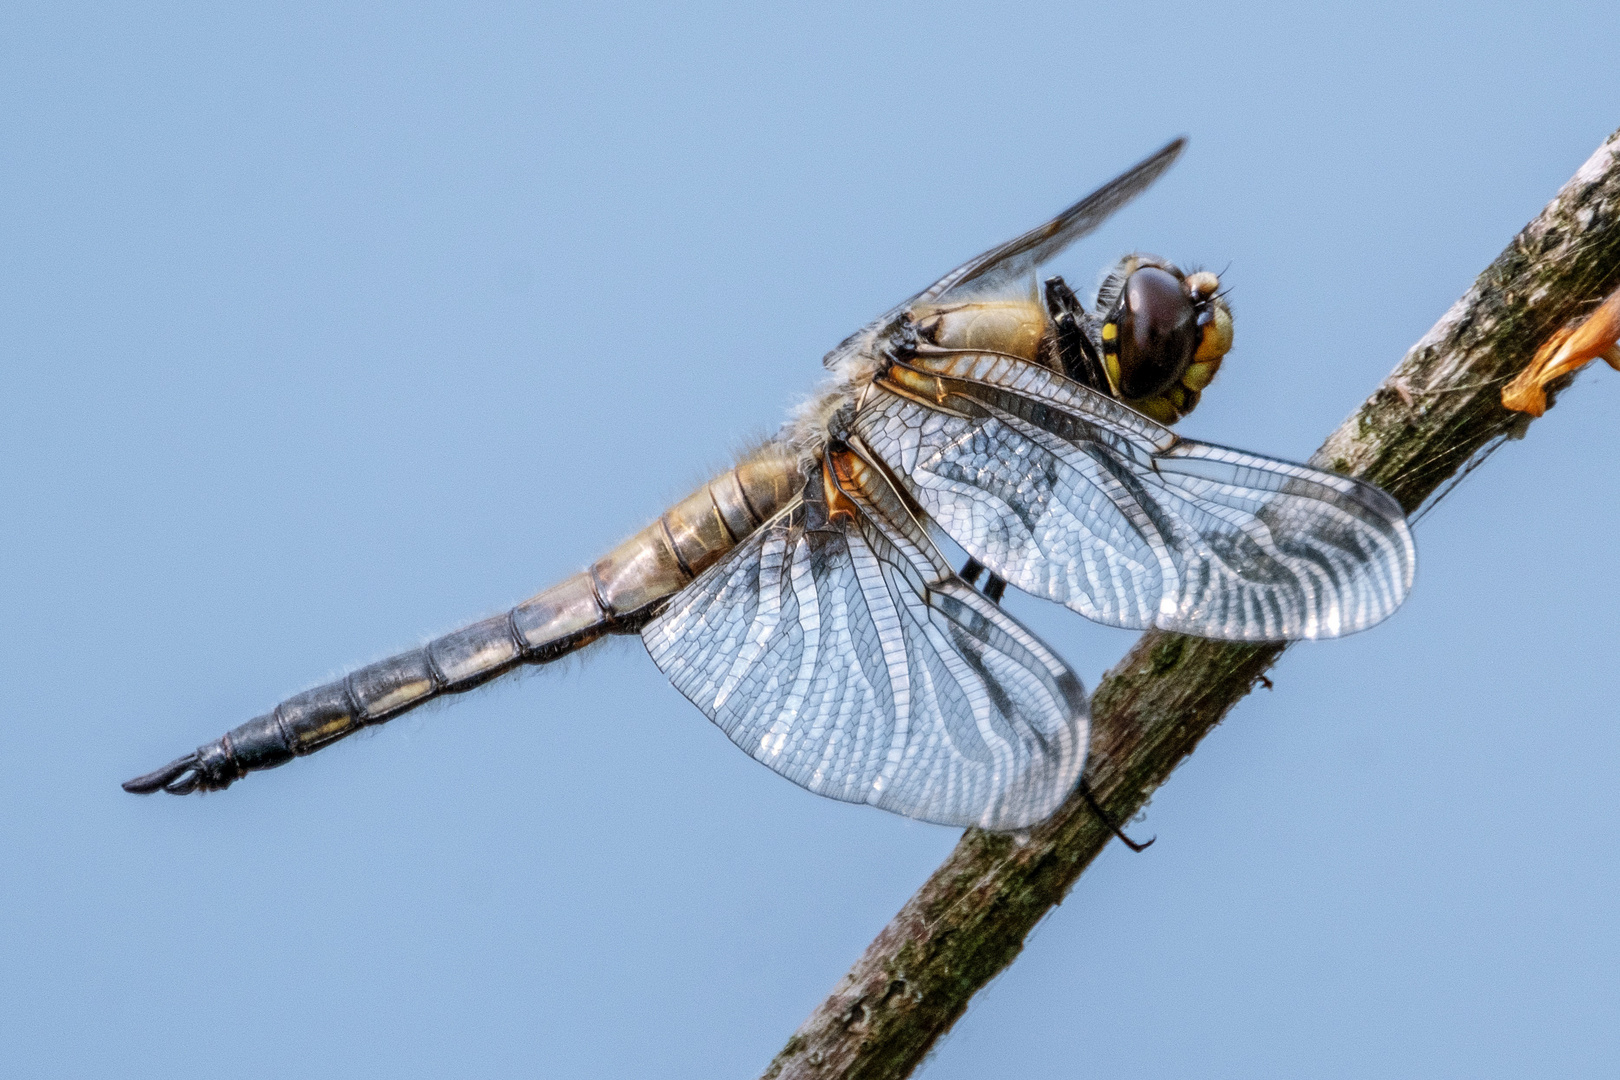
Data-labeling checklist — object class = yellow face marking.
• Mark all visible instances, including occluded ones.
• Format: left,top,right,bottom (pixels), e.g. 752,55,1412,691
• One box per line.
1194,305,1234,363
1135,396,1178,424
1182,358,1220,392
1100,321,1118,342
1103,352,1121,394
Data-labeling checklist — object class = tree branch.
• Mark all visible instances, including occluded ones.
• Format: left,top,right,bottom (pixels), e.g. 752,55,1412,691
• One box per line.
762,127,1620,1080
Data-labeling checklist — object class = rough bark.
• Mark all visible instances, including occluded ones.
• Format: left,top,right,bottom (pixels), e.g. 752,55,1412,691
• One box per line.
762,127,1620,1080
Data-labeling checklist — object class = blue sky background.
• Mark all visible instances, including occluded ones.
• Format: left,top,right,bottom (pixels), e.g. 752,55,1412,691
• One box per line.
3,3,1618,1077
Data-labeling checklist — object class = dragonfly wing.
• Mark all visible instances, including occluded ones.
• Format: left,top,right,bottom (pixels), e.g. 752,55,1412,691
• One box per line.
913,138,1184,307
856,351,1415,640
816,140,1184,375
642,445,1087,830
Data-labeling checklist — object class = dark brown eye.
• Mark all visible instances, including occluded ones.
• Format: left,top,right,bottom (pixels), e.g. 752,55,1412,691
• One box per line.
1107,266,1197,400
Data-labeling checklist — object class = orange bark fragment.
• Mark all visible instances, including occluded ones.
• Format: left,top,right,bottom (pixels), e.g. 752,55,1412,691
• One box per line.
1502,284,1620,416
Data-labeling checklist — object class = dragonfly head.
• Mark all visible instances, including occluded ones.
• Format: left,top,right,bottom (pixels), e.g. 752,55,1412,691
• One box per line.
1096,256,1233,424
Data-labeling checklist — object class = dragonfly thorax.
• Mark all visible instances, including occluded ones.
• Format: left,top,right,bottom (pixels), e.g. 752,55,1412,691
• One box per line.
911,298,1047,362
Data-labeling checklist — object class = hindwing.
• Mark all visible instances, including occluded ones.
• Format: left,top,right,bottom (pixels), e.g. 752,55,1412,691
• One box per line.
643,444,1088,829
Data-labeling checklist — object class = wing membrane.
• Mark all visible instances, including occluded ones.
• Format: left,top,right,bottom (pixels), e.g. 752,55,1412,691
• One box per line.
914,139,1184,307
643,447,1087,829
817,141,1184,375
856,351,1415,640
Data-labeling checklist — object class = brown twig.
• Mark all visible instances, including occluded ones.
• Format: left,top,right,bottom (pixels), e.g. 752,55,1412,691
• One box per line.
761,127,1620,1080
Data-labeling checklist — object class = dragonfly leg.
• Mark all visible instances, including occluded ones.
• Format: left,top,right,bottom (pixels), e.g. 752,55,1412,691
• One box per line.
1044,274,1110,394
1078,778,1155,852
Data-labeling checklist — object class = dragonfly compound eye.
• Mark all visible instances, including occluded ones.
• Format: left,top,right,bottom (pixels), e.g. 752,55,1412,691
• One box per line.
1102,266,1198,401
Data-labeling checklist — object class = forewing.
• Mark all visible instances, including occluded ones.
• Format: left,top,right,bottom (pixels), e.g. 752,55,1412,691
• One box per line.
817,140,1183,376
857,352,1415,640
914,139,1184,307
642,451,1087,830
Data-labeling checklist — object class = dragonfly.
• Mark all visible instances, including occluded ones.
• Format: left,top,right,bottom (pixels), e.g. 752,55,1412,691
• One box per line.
125,139,1415,830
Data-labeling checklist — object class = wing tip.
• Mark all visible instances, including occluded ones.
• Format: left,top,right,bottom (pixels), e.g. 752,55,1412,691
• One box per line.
1133,136,1187,180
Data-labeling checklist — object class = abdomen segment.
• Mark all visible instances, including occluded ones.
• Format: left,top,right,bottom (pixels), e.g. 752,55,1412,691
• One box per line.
123,447,801,795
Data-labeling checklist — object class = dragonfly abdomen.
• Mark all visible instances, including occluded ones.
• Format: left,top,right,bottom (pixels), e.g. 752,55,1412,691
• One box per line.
122,448,803,796
587,448,800,620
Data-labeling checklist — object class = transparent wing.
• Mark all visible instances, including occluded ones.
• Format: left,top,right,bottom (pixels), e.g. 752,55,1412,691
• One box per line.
642,446,1087,830
857,350,1415,640
914,138,1184,307
817,140,1184,376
